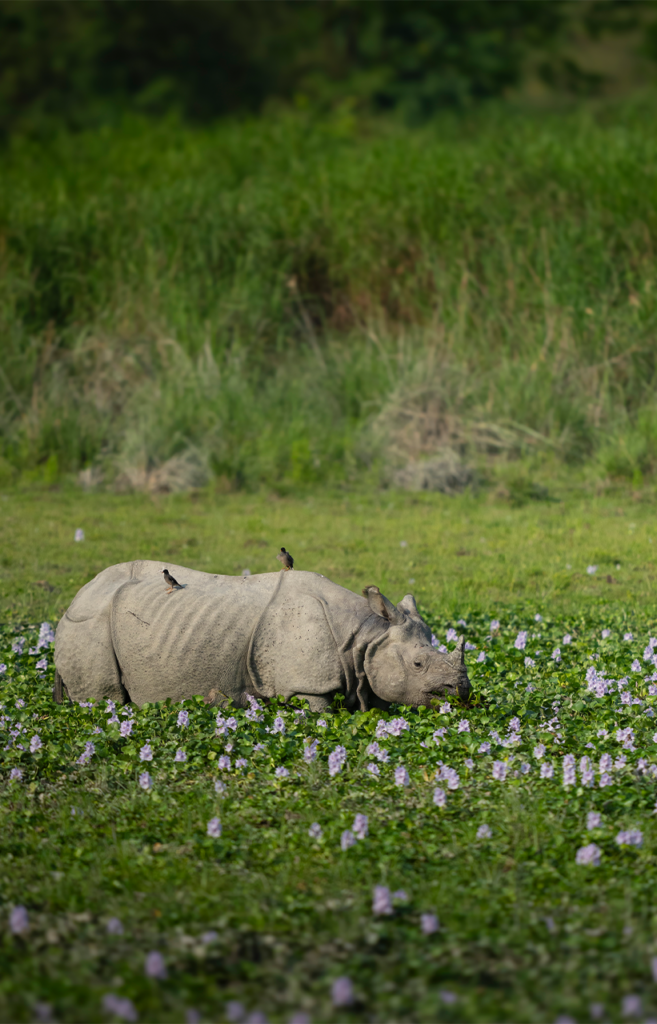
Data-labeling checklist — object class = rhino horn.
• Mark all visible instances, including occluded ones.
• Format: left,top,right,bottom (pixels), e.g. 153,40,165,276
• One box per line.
362,585,404,624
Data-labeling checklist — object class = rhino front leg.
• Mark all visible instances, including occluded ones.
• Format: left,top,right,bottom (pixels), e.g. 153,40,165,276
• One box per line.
295,693,333,713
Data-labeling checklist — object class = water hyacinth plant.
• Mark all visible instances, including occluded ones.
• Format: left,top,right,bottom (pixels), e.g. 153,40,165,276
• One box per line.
3,607,657,1021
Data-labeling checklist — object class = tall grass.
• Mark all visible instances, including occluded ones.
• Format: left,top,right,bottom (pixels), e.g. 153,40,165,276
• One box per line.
3,99,657,489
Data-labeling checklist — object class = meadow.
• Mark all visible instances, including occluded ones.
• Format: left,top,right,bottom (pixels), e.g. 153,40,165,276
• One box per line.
2,486,657,1022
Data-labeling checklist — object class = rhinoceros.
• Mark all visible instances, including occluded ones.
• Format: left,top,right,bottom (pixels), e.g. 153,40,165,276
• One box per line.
53,560,470,712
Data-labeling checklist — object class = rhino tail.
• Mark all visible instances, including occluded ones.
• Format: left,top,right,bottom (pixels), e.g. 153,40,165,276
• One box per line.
53,669,70,704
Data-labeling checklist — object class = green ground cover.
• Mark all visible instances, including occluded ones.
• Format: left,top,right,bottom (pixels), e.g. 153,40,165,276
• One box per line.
2,487,657,1022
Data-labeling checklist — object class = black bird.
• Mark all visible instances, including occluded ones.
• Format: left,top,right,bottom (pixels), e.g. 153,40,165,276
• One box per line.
161,568,181,593
276,547,294,571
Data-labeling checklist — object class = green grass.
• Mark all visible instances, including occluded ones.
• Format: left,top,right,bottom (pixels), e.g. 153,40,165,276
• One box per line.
2,483,657,625
3,487,657,1021
4,99,657,489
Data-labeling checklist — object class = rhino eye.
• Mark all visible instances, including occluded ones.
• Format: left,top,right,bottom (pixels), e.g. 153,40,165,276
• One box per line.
413,659,422,668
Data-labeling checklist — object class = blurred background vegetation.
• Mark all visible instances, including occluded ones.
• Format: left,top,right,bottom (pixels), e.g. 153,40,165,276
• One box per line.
3,0,657,495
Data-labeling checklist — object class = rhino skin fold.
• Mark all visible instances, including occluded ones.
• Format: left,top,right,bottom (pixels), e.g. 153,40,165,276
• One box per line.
53,561,470,713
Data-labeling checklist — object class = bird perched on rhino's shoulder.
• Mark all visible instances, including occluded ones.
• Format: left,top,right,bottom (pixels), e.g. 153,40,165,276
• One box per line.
161,568,182,593
276,547,294,571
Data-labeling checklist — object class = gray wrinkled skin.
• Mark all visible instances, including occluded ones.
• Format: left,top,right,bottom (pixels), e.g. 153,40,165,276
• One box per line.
54,561,470,712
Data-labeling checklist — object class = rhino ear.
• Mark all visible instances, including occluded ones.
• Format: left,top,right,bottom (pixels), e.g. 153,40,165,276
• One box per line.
397,594,421,620
362,585,403,624
448,636,466,664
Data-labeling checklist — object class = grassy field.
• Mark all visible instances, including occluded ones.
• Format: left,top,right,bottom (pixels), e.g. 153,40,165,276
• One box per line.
4,98,657,491
3,483,657,625
3,486,657,1021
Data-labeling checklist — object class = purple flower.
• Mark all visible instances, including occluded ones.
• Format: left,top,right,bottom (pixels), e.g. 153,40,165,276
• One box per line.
177,710,189,728
372,885,393,915
420,912,439,934
308,822,322,839
366,741,390,762
386,717,410,737
139,744,153,762
439,702,451,714
15,697,25,707
218,756,231,770
439,991,457,1005
624,632,634,641
579,756,594,787
235,758,247,769
431,633,439,647
551,648,561,663
200,930,218,945
563,634,572,645
492,760,507,781
524,656,535,668
174,748,187,763
433,787,446,807
106,917,123,935
0,664,6,675
12,640,25,655
533,743,546,759
446,628,458,642
271,715,285,735
464,758,474,769
433,728,447,745
29,734,42,753
139,771,152,791
520,762,531,774
576,843,601,866
74,528,85,543
77,741,96,765
9,905,29,935
631,659,642,672
328,745,346,777
465,641,477,651
457,719,470,733
599,753,612,772
599,772,612,788
479,741,491,753
514,631,528,651
395,765,410,787
340,829,356,851
35,658,47,671
214,780,226,794
207,817,222,838
601,629,611,639
275,766,289,779
476,651,486,663
303,739,318,763
490,619,500,631
540,763,554,779
562,754,576,787
622,995,642,1019
145,950,167,980
353,813,368,839
587,565,597,575
120,720,133,737
317,718,327,728
9,768,22,781
102,995,138,1022
615,829,642,847
366,762,380,776
476,823,492,839
587,812,601,830
331,977,354,1008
